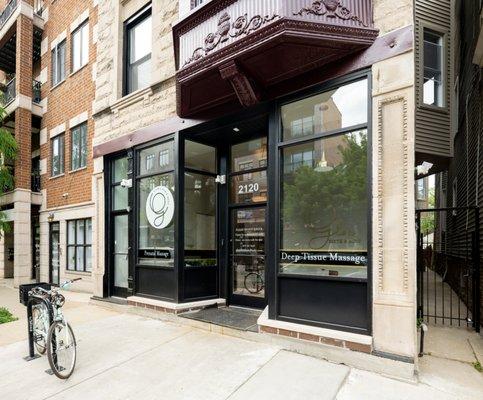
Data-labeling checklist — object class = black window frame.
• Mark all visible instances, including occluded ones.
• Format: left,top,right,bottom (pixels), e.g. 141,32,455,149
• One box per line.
71,19,89,73
421,26,446,109
67,218,92,273
191,0,204,9
123,4,152,96
71,122,88,171
51,134,65,177
51,39,66,86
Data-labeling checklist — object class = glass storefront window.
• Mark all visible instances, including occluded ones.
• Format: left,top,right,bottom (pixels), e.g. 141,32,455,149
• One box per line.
138,173,175,267
281,79,368,141
139,141,174,176
113,157,129,183
185,141,216,173
231,137,267,172
184,172,216,267
280,130,368,279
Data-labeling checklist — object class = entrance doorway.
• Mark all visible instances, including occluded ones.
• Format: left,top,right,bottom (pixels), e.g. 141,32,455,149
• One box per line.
226,136,268,309
49,222,60,285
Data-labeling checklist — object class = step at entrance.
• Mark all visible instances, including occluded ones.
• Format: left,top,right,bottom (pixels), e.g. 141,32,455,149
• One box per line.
179,306,261,332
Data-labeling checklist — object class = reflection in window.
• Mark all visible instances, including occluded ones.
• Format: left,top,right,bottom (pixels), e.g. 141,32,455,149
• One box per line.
184,173,216,267
231,137,267,173
423,30,444,107
67,218,92,272
282,79,368,141
139,141,173,175
280,130,368,279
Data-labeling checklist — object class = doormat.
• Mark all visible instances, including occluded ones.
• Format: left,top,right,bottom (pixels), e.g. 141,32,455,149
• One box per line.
179,307,261,332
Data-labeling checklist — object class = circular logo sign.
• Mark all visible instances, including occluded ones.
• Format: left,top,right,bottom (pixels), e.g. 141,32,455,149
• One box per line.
145,186,175,229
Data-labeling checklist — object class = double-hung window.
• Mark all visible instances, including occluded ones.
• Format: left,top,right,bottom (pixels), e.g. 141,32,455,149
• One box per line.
67,219,92,272
51,134,65,176
125,5,152,95
71,123,88,170
72,20,89,72
423,29,445,107
52,40,66,86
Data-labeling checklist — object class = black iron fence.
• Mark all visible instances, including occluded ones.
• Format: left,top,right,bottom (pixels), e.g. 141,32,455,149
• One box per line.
416,207,480,332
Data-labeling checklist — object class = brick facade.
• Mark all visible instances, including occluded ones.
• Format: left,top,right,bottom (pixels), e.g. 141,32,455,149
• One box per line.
39,0,98,209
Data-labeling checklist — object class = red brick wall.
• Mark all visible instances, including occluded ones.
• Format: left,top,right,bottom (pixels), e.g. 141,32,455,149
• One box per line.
39,1,98,209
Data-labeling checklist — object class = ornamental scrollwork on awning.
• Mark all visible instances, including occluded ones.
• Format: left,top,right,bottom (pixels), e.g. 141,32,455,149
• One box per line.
183,12,280,67
293,0,368,27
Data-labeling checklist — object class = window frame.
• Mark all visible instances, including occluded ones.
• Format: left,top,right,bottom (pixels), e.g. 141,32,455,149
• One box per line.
51,39,66,87
190,0,204,10
276,72,371,283
66,218,92,273
71,19,90,73
123,4,152,96
51,134,65,177
420,23,448,110
70,122,88,171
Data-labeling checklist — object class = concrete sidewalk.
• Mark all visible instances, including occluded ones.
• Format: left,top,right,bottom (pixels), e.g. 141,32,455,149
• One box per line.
0,284,482,400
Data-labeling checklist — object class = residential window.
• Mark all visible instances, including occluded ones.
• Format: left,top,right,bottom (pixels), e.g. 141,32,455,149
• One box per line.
67,219,92,272
125,6,152,95
71,123,88,170
423,30,444,107
52,40,66,86
51,134,65,176
72,20,89,72
191,0,204,9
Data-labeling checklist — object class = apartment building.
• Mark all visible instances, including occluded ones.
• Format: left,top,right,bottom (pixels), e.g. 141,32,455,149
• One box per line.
0,0,98,293
1,0,478,380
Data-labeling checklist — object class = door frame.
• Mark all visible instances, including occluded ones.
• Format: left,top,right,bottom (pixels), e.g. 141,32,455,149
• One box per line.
49,221,60,286
223,133,268,309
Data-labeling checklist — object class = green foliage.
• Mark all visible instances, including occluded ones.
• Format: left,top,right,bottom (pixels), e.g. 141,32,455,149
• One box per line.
0,307,18,324
473,361,482,373
283,133,367,230
0,101,18,237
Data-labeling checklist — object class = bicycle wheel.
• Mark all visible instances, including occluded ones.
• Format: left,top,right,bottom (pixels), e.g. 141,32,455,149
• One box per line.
47,321,76,379
32,304,49,355
244,273,264,294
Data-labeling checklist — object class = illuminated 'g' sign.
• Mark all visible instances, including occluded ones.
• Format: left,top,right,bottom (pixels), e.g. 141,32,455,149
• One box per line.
145,186,175,229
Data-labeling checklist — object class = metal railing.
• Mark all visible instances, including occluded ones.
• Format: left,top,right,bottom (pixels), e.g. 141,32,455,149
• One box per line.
2,77,16,105
0,0,18,31
1,78,42,106
33,0,43,17
32,80,41,104
31,171,41,192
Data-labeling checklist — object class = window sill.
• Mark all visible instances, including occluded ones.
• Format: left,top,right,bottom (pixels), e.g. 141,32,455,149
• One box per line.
50,173,65,180
50,79,66,92
65,269,91,276
419,102,449,115
70,63,89,78
69,166,88,174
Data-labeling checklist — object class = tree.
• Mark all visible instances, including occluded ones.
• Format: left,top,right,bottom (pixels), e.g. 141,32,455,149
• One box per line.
0,101,18,237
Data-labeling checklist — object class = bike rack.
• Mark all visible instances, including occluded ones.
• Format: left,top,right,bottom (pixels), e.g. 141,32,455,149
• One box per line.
24,296,54,362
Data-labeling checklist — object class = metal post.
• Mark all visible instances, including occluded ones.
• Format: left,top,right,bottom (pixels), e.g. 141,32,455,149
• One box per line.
474,207,480,332
24,298,40,361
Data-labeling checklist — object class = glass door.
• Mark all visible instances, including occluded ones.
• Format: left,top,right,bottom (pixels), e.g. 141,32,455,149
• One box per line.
110,156,131,297
228,136,268,308
49,222,60,285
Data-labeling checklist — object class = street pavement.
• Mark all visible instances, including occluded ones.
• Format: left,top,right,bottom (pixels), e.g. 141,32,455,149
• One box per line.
0,282,481,400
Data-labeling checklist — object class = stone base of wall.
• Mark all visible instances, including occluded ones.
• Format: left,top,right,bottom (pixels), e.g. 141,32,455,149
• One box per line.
126,296,226,315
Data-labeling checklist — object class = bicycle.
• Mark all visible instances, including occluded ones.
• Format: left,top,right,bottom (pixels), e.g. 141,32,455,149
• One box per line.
29,278,81,379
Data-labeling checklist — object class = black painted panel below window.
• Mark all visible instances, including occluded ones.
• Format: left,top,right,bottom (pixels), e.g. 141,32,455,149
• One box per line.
136,267,174,300
278,277,368,332
184,267,217,300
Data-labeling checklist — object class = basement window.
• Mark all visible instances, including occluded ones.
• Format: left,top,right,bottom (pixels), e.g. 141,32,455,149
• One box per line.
423,29,444,107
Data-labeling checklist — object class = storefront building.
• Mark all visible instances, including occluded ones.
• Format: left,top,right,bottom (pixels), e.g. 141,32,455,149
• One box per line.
90,0,459,378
